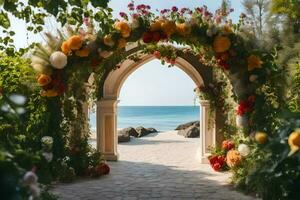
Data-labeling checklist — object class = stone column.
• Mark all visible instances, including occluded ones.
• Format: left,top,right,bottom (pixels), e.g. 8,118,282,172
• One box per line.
198,100,216,164
96,98,119,161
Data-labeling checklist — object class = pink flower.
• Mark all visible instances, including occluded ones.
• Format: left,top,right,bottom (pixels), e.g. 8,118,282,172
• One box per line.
172,6,178,12
119,12,127,18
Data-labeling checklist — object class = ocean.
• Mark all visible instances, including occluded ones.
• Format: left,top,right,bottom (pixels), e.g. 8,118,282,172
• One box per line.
89,106,200,132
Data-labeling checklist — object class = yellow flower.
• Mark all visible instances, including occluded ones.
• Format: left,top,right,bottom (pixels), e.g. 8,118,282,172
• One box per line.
161,20,176,37
223,25,233,34
37,74,52,86
114,21,131,38
68,35,83,50
61,41,71,55
103,34,115,47
176,23,192,36
117,38,127,49
255,132,268,144
247,55,263,71
288,130,300,156
226,150,242,168
41,89,58,97
75,47,90,57
213,36,231,53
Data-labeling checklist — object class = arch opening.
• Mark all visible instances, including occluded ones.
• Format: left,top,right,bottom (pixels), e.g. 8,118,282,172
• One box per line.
95,54,217,163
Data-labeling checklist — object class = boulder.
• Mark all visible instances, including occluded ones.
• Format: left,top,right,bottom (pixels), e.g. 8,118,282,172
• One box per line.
178,125,199,138
175,121,199,130
147,127,158,133
118,127,137,142
122,127,139,137
135,126,151,137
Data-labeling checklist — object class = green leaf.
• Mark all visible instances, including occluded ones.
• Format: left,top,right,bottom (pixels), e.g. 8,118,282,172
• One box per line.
90,0,109,8
0,11,10,28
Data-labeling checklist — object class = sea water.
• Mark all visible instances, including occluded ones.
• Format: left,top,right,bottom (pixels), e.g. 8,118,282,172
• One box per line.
89,106,200,132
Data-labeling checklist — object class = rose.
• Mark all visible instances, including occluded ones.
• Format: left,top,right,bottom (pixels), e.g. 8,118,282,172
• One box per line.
288,130,300,156
23,171,38,186
68,35,83,50
237,144,250,157
226,150,242,168
213,36,231,53
222,140,235,151
37,74,52,86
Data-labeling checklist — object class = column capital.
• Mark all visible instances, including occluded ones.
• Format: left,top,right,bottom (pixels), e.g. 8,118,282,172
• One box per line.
97,98,119,107
199,100,210,106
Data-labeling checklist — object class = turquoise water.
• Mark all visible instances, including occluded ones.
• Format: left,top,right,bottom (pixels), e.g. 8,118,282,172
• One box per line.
89,106,200,132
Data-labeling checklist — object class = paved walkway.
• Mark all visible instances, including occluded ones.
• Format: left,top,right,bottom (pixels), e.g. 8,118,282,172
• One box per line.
52,131,256,200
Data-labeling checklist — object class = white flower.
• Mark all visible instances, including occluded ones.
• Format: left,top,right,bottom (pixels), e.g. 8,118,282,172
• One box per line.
32,63,52,74
29,184,41,198
9,94,26,105
23,171,38,186
249,74,258,82
42,152,53,162
49,51,67,69
238,144,250,157
41,136,53,145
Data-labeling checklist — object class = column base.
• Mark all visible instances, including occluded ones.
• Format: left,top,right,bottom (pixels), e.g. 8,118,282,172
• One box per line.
196,147,210,164
102,153,119,161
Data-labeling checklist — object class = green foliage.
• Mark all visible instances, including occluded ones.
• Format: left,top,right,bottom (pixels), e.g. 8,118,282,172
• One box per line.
0,0,110,55
236,118,300,200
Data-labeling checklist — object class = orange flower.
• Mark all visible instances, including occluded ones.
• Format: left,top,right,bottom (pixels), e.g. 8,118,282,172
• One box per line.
288,130,300,156
226,150,242,168
161,20,176,37
75,47,90,57
255,132,268,144
68,35,83,50
247,55,263,71
223,25,233,34
117,38,127,49
103,34,115,47
176,23,192,36
61,41,71,55
114,21,131,38
150,19,164,32
41,89,58,97
213,36,231,53
37,74,52,86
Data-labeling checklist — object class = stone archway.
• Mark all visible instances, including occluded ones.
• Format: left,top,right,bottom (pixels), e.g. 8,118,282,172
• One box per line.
95,53,220,163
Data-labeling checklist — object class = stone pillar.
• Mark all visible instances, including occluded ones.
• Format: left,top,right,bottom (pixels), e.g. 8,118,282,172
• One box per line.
197,100,216,164
96,98,119,161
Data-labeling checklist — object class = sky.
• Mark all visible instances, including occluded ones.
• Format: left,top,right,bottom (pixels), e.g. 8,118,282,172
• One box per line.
8,0,244,106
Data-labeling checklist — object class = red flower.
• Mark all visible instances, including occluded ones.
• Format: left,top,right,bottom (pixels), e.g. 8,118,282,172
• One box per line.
97,163,110,175
222,140,235,151
153,51,161,59
213,163,222,171
142,32,153,43
237,96,256,116
152,32,161,42
209,155,226,171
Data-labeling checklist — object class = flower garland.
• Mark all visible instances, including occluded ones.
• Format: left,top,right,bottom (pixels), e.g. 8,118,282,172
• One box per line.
30,3,280,141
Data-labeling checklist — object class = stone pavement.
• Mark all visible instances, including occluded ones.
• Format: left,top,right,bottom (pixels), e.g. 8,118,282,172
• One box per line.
52,131,256,200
